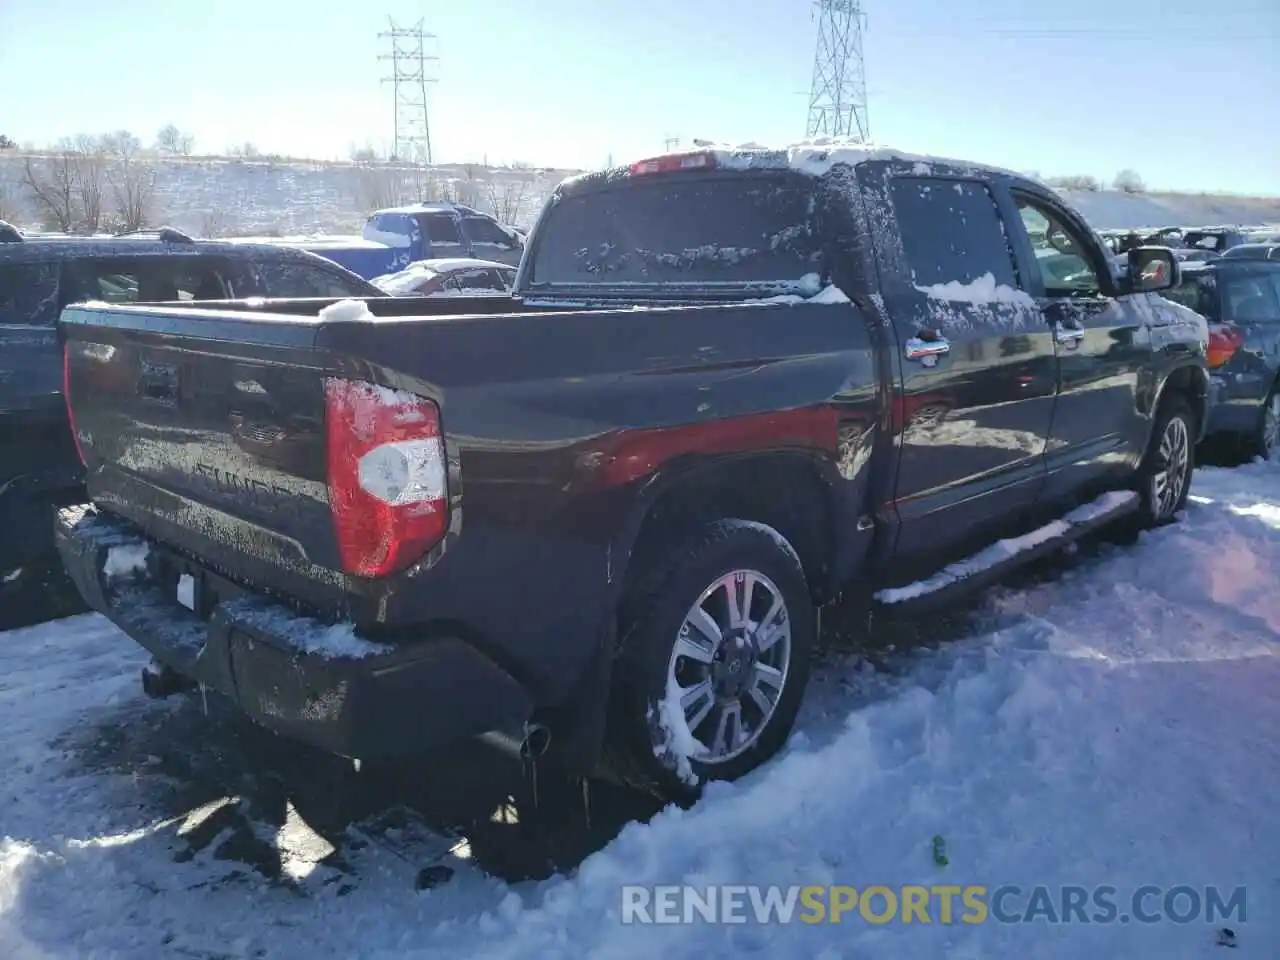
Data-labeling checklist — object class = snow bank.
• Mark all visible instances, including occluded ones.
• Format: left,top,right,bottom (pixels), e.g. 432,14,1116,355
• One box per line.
915,272,1038,308
876,490,1138,604
102,543,149,580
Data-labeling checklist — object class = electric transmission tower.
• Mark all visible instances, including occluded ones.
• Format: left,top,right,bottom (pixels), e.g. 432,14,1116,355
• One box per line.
378,17,438,164
805,0,870,142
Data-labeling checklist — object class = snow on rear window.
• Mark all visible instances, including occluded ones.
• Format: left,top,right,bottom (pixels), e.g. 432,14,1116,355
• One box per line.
529,175,821,287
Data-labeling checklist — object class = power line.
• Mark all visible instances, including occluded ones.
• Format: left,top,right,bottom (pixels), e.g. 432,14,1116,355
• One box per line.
377,17,438,164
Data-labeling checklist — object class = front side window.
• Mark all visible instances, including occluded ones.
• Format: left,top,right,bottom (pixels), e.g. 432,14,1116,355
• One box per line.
463,217,517,248
256,260,372,298
1014,195,1103,297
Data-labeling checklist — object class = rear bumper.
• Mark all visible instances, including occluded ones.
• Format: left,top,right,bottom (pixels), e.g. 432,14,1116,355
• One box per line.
54,504,535,760
1202,373,1262,439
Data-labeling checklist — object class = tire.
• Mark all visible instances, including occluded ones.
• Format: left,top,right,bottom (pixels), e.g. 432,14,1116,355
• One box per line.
607,519,816,800
1253,389,1280,461
1135,395,1195,527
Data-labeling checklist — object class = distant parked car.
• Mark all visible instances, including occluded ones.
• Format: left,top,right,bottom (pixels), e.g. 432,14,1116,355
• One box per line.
1218,243,1280,262
1164,259,1280,457
1182,226,1248,254
371,257,517,297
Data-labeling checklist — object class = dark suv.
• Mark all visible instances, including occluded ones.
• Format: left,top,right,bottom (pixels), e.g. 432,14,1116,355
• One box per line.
0,224,385,599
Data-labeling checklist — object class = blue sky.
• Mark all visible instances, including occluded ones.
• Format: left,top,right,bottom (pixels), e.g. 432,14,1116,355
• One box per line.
2,0,1276,193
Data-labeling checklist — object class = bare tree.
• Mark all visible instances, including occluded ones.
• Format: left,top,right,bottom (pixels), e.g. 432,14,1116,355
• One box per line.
103,130,157,232
199,207,232,238
70,134,106,232
155,124,195,156
0,135,15,150
349,142,382,163
0,181,19,222
484,176,528,224
19,136,107,233
1045,174,1102,192
1113,169,1146,194
229,142,261,159
351,162,435,211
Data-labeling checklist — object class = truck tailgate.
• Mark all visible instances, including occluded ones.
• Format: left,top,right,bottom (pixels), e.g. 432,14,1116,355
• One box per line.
61,303,360,611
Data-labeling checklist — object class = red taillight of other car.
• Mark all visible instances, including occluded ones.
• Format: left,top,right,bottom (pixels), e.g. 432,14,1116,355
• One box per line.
1206,324,1244,369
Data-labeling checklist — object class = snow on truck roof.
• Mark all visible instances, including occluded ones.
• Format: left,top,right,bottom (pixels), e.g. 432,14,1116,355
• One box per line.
583,137,1043,187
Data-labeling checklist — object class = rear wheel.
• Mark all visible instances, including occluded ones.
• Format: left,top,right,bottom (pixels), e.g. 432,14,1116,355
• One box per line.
1136,396,1195,527
607,519,816,800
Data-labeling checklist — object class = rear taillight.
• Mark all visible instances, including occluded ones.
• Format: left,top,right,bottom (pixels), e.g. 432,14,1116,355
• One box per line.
1206,324,1244,369
62,342,86,466
324,377,448,578
629,151,718,175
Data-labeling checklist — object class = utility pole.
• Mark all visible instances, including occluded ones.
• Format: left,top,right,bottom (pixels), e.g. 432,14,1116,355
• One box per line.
806,0,870,141
378,17,439,164
663,135,681,152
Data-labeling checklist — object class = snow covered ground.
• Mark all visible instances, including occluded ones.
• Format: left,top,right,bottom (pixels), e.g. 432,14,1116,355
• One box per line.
2,461,1278,958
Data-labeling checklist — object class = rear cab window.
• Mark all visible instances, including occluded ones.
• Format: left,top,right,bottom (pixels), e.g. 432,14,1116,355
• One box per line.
526,172,822,297
0,261,61,325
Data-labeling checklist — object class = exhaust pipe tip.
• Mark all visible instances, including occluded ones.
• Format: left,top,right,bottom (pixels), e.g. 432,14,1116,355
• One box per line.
478,723,552,761
141,662,195,699
521,723,552,761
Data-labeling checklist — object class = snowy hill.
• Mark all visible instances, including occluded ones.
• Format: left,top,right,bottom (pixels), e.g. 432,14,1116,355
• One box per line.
0,154,577,236
2,151,1277,239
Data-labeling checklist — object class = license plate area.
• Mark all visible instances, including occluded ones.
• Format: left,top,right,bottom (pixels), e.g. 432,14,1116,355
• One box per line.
153,550,254,621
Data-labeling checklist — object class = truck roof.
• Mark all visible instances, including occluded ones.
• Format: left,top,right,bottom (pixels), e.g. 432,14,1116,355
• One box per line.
569,138,1041,191
374,201,483,217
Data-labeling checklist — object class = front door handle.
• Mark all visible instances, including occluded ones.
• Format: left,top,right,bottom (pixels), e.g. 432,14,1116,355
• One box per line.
1053,324,1086,344
905,335,951,361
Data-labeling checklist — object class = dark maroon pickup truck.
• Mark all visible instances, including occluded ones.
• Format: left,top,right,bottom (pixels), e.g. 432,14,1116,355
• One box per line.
54,144,1208,798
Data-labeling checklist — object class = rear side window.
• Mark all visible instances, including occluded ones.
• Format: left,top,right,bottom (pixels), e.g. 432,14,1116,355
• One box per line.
890,177,1018,289
463,217,518,247
446,268,508,293
419,214,463,246
529,174,821,287
255,260,372,298
0,262,60,325
63,257,232,304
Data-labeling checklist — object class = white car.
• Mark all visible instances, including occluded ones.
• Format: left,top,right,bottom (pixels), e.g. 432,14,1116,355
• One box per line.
371,258,517,298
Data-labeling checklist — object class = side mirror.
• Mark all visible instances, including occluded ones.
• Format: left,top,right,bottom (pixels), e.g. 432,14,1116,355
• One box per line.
1127,246,1179,293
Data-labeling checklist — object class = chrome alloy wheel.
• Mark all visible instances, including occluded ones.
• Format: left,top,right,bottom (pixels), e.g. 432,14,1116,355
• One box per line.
1151,414,1191,519
664,569,793,764
1262,394,1280,459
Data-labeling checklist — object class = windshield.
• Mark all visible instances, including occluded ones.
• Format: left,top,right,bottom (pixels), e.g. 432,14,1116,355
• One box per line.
528,173,821,289
1165,266,1280,322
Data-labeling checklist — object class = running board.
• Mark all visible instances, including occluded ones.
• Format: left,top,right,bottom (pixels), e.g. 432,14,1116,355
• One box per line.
871,490,1140,617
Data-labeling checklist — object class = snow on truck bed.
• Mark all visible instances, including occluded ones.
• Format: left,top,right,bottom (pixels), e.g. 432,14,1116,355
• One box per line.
2,464,1278,957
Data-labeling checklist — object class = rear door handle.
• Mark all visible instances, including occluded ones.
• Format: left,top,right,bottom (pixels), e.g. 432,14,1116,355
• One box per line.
905,335,950,361
1053,324,1086,344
